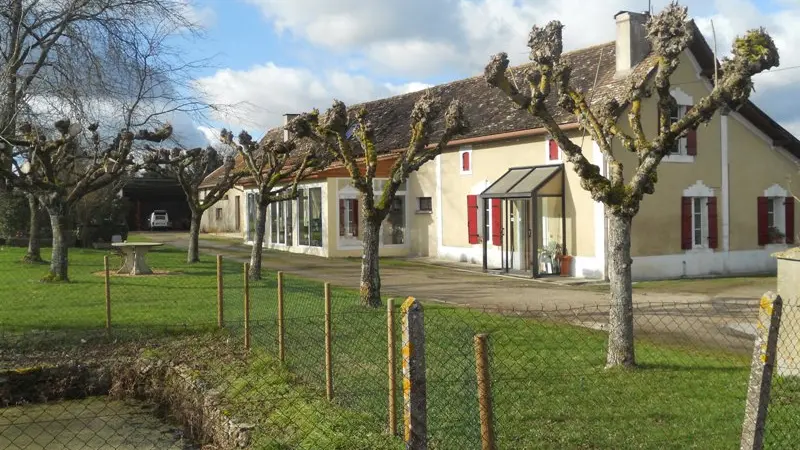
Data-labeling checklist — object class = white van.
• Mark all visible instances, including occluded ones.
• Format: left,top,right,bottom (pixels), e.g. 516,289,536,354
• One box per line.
148,210,171,230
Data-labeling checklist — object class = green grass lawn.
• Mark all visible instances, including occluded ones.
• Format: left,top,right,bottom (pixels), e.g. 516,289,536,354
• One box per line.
0,245,796,449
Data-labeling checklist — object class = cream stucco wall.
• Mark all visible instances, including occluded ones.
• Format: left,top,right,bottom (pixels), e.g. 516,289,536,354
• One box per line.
408,161,438,257
613,51,723,257
199,186,245,234
727,116,800,251
435,131,599,269
610,50,800,279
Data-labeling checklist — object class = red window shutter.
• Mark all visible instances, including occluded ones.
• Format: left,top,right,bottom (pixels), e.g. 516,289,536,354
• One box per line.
351,199,359,237
786,197,795,244
548,140,559,160
462,152,470,172
686,106,697,156
339,199,345,237
681,197,692,250
707,197,718,249
757,197,769,246
467,195,479,244
491,199,502,246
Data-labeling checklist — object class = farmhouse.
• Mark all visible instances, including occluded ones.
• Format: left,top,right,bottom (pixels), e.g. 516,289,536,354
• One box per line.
200,10,800,281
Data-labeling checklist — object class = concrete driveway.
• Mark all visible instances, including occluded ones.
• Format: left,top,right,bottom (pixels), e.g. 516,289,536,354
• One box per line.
141,231,759,311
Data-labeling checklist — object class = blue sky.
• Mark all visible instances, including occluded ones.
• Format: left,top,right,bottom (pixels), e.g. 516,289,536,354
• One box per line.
178,0,800,144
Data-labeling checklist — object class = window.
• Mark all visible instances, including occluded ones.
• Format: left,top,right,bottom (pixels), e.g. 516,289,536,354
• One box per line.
270,200,294,246
270,202,278,243
681,183,717,250
382,196,405,245
459,146,472,174
547,139,560,161
692,197,706,247
339,198,359,239
758,191,794,245
297,187,323,247
417,197,432,213
664,88,696,161
215,208,223,220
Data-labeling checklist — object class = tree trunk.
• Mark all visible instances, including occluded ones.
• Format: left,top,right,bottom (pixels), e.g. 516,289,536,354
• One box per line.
46,206,70,282
187,210,202,263
360,216,382,308
605,212,635,368
22,194,43,264
248,201,268,280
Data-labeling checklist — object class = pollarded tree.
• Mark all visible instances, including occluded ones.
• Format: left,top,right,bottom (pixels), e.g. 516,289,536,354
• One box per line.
219,129,325,281
289,92,469,307
145,146,243,263
11,120,172,281
484,3,779,368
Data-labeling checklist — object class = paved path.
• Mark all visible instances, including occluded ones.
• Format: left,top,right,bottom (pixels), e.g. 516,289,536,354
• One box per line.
142,232,776,350
148,232,719,310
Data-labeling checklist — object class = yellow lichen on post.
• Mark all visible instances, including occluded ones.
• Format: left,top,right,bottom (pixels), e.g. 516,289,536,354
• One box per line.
741,292,783,450
760,295,774,316
401,296,417,313
401,296,427,448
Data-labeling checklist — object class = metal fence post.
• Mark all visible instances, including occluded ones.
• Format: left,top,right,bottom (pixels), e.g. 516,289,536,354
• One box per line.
474,333,496,450
387,298,397,436
104,255,111,333
324,282,333,401
741,292,783,450
401,296,427,450
217,255,224,328
243,262,250,351
278,271,285,362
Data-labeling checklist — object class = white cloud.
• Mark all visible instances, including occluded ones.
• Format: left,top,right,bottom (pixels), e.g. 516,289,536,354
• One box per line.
195,63,433,132
219,0,800,135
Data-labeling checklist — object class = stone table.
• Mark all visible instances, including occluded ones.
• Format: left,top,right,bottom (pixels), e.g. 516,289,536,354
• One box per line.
111,242,163,275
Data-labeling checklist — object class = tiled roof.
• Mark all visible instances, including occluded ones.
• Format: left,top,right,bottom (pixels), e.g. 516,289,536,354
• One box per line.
201,22,800,188
202,42,657,188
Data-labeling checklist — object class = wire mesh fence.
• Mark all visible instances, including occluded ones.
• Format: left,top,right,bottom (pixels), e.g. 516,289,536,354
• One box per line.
1,243,799,449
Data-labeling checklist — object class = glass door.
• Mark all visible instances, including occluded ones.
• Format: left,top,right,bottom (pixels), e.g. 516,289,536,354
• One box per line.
508,199,531,273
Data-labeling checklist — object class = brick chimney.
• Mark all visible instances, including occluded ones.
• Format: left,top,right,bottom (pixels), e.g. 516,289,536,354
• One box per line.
283,113,299,142
614,11,651,79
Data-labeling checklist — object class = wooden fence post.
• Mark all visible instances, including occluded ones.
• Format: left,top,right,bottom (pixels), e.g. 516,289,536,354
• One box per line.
387,298,397,436
104,255,111,333
243,263,251,351
401,296,427,450
474,334,496,450
741,292,783,450
278,271,285,362
217,255,224,328
324,282,333,401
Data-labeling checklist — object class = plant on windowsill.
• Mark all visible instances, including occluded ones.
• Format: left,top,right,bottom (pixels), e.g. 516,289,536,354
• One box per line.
768,226,786,244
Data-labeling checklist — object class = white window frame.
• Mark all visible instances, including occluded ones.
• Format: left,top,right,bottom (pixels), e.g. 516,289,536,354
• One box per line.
296,184,325,248
692,197,708,249
683,180,714,252
764,184,789,245
545,137,562,163
269,199,294,247
337,184,361,250
459,145,473,175
663,88,695,164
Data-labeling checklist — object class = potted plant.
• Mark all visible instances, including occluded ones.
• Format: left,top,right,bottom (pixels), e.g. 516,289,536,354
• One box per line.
768,226,786,244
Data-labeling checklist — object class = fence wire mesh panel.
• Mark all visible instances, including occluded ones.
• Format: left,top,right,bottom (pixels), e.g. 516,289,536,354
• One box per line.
2,242,800,448
766,299,800,448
